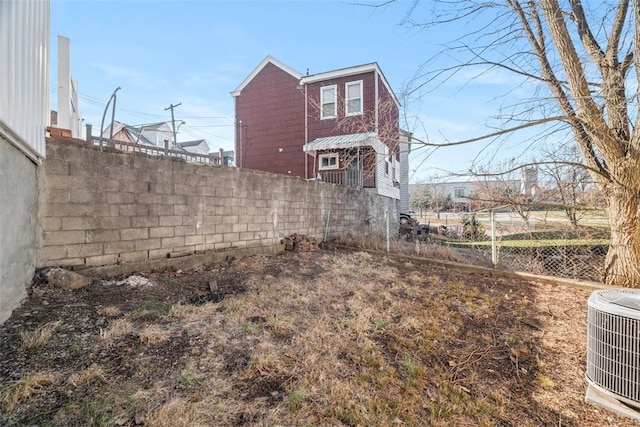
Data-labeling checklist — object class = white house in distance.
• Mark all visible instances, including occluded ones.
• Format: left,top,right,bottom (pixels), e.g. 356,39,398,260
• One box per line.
101,121,210,155
410,167,539,211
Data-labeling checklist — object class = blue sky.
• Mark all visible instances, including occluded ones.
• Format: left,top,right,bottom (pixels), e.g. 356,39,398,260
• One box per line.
50,0,538,182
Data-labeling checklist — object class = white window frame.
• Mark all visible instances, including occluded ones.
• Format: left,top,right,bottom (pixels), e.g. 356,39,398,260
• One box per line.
454,187,465,198
321,85,337,119
345,80,363,116
318,153,339,170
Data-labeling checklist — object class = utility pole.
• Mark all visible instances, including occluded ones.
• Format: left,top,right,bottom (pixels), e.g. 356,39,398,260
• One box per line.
164,102,181,155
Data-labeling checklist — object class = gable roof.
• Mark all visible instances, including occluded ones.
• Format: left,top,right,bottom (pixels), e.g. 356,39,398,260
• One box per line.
300,62,400,108
231,55,303,97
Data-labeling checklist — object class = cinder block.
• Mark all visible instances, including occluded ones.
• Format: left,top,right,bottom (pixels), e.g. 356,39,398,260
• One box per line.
85,254,118,266
184,235,204,246
159,216,182,227
239,231,254,240
205,234,224,244
232,241,248,248
104,241,135,254
215,187,233,198
163,194,187,205
44,230,85,245
46,202,89,217
40,217,62,232
222,215,239,225
86,229,120,243
149,248,170,259
161,236,185,249
39,245,67,261
118,251,149,263
66,243,104,258
69,188,103,204
45,257,84,268
44,158,69,175
131,216,159,228
149,204,174,216
62,217,98,231
46,174,85,190
45,188,70,205
106,192,137,205
120,228,149,241
223,232,240,242
175,225,196,236
174,184,191,195
86,204,119,217
149,227,174,238
214,242,232,250
116,204,134,216
232,223,248,233
135,239,162,251
136,193,162,205
174,204,195,216
100,216,130,229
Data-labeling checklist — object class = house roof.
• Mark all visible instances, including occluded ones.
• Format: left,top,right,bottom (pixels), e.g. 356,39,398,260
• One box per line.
179,139,208,148
300,62,400,108
303,132,386,154
231,55,303,97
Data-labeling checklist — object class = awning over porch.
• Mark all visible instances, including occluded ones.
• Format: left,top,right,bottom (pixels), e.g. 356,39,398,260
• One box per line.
303,132,385,154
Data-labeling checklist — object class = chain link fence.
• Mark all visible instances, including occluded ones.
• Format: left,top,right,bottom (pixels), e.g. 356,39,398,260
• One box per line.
404,210,609,282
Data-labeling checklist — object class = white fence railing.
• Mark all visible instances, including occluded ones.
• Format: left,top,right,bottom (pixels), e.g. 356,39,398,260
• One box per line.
88,136,221,165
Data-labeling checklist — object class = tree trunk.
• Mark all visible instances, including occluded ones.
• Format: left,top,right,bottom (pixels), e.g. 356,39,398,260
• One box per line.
603,187,640,287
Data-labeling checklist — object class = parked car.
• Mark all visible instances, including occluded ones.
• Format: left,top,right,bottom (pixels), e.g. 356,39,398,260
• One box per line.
400,210,417,225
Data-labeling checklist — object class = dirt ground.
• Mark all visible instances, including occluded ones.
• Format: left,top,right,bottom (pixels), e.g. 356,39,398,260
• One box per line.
0,247,637,426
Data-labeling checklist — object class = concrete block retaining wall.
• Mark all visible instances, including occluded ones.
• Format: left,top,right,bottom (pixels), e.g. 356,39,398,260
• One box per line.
37,138,398,268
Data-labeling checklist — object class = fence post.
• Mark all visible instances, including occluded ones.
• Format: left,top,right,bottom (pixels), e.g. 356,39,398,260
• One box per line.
323,210,331,243
85,124,92,143
491,210,497,268
386,210,390,253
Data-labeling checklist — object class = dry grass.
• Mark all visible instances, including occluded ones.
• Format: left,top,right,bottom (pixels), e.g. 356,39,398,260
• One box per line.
138,324,172,345
1,372,57,412
67,364,108,388
99,318,134,340
97,305,121,317
20,320,61,349
1,250,635,426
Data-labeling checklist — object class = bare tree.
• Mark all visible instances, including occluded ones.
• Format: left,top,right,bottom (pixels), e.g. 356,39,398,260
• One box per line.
469,162,535,226
539,144,596,228
382,0,640,287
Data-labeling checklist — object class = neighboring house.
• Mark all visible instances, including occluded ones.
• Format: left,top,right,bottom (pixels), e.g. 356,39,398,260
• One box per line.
100,120,218,160
0,0,50,323
102,121,177,151
232,55,409,202
410,168,538,211
209,149,235,166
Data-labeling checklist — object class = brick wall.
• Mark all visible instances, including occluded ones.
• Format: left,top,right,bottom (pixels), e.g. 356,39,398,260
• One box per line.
36,138,399,268
234,62,307,177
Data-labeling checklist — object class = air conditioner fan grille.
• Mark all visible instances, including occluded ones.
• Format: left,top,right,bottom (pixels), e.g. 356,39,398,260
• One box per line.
587,304,640,407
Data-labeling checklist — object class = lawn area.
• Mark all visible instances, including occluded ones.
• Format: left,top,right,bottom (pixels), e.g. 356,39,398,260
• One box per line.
0,249,634,426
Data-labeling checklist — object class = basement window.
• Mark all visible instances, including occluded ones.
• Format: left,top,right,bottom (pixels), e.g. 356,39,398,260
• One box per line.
319,153,339,170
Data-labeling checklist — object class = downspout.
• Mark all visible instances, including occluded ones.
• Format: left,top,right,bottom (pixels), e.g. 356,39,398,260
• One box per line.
304,81,309,179
374,70,379,134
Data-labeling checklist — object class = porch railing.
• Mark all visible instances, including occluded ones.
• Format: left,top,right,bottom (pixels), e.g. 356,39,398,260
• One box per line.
318,169,375,188
88,136,218,165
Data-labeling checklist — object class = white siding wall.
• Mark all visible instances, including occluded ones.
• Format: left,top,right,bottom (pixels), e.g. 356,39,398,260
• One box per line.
398,132,411,212
374,150,400,200
0,0,50,161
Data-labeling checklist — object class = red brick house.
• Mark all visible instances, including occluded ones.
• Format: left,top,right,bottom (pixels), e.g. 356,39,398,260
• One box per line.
232,56,410,202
